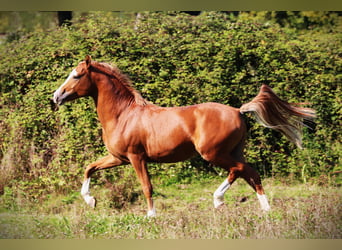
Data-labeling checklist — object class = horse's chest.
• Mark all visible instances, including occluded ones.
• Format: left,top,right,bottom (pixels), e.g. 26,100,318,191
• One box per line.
102,129,142,158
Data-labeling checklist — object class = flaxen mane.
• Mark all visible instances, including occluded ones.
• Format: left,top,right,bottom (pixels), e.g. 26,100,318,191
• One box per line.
90,61,147,106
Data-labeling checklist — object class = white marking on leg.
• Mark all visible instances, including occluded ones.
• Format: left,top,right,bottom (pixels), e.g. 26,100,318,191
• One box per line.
81,178,96,208
213,179,231,208
81,177,90,196
147,207,156,217
257,193,270,211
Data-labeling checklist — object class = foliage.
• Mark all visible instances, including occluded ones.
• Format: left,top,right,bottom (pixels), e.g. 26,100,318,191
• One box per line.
0,11,341,204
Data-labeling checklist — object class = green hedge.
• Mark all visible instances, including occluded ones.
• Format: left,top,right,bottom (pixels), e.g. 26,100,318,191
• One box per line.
0,12,341,200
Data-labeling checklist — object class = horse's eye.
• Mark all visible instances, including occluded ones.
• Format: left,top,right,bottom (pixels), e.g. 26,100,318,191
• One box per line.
73,75,82,80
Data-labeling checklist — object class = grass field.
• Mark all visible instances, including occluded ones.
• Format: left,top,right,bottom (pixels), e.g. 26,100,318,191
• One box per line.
0,178,341,239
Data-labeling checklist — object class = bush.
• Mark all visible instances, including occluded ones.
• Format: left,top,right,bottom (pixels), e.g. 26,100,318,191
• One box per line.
0,12,341,204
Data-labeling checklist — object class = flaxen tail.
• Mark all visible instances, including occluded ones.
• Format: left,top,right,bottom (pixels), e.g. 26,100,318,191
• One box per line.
239,85,316,149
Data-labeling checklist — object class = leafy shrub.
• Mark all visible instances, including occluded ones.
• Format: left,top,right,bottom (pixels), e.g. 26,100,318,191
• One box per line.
0,12,341,204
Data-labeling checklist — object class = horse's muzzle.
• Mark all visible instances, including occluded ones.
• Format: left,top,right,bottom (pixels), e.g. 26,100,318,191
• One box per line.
53,88,69,106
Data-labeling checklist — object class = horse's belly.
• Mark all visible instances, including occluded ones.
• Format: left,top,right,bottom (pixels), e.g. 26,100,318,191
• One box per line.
146,142,197,163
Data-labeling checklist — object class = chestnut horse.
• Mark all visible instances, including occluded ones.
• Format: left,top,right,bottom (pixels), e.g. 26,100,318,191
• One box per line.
53,56,315,217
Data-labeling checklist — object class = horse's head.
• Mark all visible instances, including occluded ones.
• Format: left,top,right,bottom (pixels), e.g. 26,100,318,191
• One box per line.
53,55,94,105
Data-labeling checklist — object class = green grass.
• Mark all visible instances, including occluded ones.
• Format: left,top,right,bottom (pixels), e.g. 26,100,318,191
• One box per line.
0,178,341,239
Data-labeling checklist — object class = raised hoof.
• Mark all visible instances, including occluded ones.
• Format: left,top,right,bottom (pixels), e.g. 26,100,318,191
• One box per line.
87,196,96,208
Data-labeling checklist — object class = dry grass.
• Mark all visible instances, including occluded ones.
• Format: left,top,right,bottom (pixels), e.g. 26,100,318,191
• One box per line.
0,178,341,239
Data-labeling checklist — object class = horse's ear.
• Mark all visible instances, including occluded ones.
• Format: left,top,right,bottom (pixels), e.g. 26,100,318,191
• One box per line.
85,55,92,69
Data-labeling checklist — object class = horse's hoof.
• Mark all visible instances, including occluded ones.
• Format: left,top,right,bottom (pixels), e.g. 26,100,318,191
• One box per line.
214,203,227,213
214,197,224,209
146,208,156,218
87,196,96,208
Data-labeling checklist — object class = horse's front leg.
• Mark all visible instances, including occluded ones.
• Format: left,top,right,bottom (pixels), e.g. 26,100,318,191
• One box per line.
81,154,125,208
128,155,155,217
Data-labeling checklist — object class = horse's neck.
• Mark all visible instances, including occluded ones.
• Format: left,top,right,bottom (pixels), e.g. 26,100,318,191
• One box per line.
93,76,134,129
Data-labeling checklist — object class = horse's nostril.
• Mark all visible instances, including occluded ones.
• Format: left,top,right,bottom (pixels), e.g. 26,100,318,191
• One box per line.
62,89,66,95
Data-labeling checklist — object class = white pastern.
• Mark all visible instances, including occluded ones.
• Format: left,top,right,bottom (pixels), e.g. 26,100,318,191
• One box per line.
81,178,96,208
257,193,271,211
147,207,156,218
213,179,231,208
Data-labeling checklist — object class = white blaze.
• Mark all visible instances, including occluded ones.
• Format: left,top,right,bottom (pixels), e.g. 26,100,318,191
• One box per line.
53,69,78,104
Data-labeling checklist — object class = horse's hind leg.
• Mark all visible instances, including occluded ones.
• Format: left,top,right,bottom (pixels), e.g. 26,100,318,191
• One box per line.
239,164,270,211
212,159,242,208
81,154,125,208
231,142,270,211
213,168,235,208
211,156,270,211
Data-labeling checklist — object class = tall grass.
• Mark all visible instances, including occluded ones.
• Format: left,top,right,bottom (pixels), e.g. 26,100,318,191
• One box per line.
0,178,340,239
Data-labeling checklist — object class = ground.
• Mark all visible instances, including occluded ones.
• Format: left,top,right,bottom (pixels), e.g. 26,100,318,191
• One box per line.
0,178,340,239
